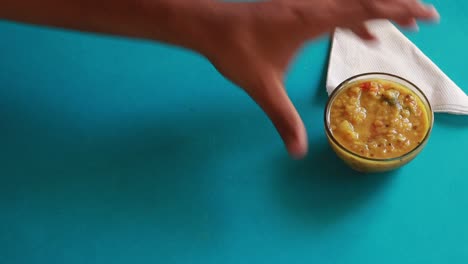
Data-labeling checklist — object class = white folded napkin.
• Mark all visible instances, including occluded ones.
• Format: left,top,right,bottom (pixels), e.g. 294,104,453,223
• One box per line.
326,19,468,114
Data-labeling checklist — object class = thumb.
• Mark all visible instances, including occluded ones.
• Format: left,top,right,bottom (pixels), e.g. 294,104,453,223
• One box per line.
247,72,308,159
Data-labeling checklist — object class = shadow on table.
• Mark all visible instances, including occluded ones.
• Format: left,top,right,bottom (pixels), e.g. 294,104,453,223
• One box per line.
0,95,272,245
435,113,468,127
272,137,396,229
271,40,395,229
312,39,332,106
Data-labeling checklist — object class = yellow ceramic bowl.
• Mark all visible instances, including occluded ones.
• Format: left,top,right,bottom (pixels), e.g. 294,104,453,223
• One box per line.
324,73,434,173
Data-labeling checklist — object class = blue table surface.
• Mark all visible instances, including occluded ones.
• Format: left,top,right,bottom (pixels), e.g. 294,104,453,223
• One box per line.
1,1,468,263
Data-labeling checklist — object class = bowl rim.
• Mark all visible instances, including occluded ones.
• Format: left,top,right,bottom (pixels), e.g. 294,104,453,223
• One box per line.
324,72,434,162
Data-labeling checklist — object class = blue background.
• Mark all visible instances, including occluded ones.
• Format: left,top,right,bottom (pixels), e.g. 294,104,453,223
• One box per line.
1,0,467,263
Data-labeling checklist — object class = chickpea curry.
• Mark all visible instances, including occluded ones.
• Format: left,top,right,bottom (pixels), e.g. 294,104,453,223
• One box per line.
329,79,430,159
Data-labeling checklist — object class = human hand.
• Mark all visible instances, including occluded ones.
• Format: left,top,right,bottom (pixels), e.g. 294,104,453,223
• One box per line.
198,0,439,158
0,0,438,159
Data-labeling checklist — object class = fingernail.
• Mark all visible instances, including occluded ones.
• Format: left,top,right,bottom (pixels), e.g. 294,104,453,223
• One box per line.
425,4,435,12
427,5,440,21
409,23,419,31
287,138,308,159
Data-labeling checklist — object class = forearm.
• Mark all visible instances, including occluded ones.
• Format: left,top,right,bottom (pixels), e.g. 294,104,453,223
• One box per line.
0,0,218,51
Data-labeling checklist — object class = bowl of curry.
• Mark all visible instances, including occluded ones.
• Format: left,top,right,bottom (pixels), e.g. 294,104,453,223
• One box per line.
324,73,434,173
